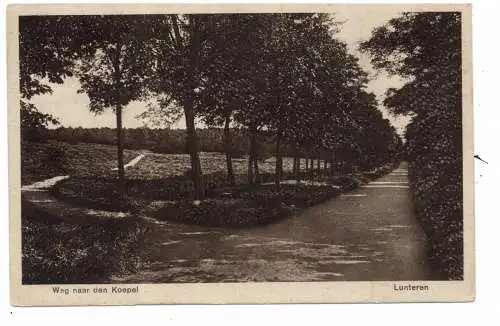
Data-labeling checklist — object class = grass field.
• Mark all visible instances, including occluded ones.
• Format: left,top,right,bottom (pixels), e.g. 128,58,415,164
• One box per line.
122,151,302,179
21,140,142,185
21,140,304,184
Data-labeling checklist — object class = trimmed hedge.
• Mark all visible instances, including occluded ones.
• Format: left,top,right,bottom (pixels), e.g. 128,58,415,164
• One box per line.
406,112,463,280
229,184,343,207
145,183,343,228
141,165,397,228
51,167,345,212
147,198,293,228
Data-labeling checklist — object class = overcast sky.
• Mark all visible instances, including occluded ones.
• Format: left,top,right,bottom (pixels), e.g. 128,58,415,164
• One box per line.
30,9,412,135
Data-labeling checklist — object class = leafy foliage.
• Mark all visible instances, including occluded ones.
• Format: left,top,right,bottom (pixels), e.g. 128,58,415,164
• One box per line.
20,101,59,130
19,16,77,99
75,16,155,113
18,16,76,132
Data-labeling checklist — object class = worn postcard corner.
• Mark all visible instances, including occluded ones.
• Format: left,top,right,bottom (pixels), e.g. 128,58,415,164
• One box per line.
8,3,474,306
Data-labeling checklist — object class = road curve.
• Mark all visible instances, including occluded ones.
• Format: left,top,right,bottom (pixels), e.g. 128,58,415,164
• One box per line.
112,162,436,283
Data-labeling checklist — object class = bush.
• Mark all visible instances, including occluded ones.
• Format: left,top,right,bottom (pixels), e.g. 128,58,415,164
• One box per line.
361,162,399,180
232,184,342,207
148,198,292,228
22,216,150,284
52,175,206,212
50,177,149,213
146,181,347,228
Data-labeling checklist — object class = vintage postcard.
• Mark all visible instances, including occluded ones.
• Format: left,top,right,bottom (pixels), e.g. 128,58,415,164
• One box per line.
8,3,474,305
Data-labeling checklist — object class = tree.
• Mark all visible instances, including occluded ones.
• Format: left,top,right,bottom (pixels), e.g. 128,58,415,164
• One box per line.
265,14,366,184
18,16,78,130
228,15,277,184
349,91,402,170
76,15,155,208
196,14,269,185
360,12,461,118
148,15,220,199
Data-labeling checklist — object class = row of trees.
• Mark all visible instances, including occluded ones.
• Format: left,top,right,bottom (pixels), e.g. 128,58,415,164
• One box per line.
20,14,402,202
361,12,463,279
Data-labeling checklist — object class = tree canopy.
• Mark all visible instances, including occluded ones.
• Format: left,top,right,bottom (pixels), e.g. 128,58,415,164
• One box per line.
20,13,403,193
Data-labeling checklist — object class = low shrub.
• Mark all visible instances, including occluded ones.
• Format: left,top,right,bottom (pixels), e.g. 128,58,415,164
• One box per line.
50,178,142,213
51,175,211,212
330,175,360,191
146,182,344,228
22,216,151,284
148,198,292,228
361,161,399,180
230,184,341,206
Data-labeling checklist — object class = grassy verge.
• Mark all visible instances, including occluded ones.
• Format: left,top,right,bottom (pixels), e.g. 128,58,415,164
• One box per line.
124,152,298,179
22,215,150,284
21,140,299,184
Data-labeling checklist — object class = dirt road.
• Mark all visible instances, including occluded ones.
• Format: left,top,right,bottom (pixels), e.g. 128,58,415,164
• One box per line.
112,162,436,283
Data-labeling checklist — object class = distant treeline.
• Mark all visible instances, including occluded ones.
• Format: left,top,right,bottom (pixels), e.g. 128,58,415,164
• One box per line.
23,126,291,158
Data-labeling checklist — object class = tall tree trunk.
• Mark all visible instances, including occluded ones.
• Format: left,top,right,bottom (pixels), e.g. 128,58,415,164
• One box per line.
247,128,255,184
275,129,282,188
115,103,125,210
247,153,254,184
251,131,259,182
295,154,301,183
183,15,204,199
223,115,235,185
292,155,297,176
113,43,125,211
293,145,299,182
253,156,259,183
184,105,203,199
305,157,309,180
331,150,336,174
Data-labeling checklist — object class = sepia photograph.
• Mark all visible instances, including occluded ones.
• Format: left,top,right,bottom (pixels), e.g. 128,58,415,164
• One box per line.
8,3,474,305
